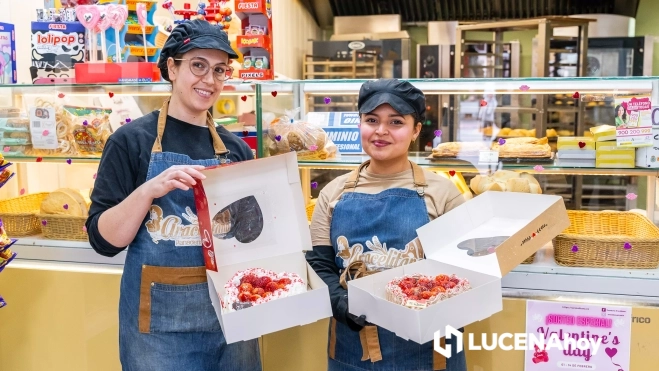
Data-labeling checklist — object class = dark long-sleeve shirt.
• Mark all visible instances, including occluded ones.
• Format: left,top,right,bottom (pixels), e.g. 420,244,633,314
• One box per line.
86,111,254,257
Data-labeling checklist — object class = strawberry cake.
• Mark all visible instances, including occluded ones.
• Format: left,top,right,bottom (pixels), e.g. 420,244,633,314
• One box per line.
386,274,471,310
221,268,306,312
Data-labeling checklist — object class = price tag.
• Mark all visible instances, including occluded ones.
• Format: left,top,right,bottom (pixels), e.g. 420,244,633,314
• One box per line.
29,106,58,150
478,150,499,164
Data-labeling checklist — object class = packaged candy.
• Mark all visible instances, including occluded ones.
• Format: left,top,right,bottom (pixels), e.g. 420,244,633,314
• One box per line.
0,169,14,189
0,249,16,271
267,108,338,160
243,56,252,69
0,295,6,308
64,105,113,156
254,57,269,69
0,219,12,247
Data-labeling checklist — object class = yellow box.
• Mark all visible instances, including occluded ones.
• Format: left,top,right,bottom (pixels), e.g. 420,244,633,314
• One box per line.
557,137,595,150
595,141,626,150
590,125,617,142
596,158,635,168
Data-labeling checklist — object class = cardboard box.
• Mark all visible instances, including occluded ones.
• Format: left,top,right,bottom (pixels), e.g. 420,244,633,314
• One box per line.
636,128,659,168
557,136,595,150
556,149,596,159
193,152,332,343
30,22,86,84
596,141,626,150
590,125,616,142
348,192,569,344
0,23,16,84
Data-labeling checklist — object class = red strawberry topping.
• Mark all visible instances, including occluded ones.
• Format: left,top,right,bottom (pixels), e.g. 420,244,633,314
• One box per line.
265,282,280,292
239,283,253,292
252,288,265,296
255,276,272,288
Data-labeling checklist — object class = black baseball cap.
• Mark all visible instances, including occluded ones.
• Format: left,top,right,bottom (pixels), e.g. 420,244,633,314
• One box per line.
358,79,426,122
158,19,239,81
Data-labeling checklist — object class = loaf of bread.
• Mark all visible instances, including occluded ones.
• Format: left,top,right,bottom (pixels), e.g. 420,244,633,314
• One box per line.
469,170,542,195
431,141,489,157
491,137,552,158
40,188,88,217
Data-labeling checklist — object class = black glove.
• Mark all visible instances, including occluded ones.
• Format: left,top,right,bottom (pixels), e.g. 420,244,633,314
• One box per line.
339,294,367,332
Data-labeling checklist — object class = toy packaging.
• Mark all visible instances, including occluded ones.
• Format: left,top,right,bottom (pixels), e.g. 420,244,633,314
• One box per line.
0,23,16,84
30,22,86,84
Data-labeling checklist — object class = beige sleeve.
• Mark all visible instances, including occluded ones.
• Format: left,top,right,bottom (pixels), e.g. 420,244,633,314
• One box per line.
310,187,333,247
444,190,466,213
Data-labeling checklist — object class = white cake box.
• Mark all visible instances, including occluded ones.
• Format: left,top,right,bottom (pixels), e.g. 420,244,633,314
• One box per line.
348,192,569,344
193,152,332,344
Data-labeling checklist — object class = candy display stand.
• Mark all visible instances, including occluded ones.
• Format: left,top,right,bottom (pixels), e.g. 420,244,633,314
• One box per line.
235,0,273,80
122,0,160,63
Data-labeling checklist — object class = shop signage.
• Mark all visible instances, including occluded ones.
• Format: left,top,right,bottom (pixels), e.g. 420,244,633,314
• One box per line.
615,94,653,147
524,300,631,370
306,112,363,153
348,41,366,50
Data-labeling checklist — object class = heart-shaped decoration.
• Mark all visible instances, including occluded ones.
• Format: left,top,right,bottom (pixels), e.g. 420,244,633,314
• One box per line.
519,85,530,91
240,95,247,102
63,204,69,210
324,97,331,104
19,188,25,195
93,173,97,180
57,93,65,99
605,347,618,358
42,130,49,136
107,4,128,30
125,118,132,123
66,158,72,165
532,233,536,238
76,6,101,30
624,242,632,250
83,120,88,126
36,157,43,162
311,181,318,189
434,130,442,137
2,147,8,153
82,226,87,232
571,244,579,252
137,3,148,26
626,193,638,200
308,145,318,151
533,165,545,172
212,196,263,244
274,135,281,141
498,138,506,145
572,92,580,99
108,92,114,98
480,99,487,107
578,141,586,148
242,130,248,137
41,220,47,226
448,170,456,177
271,91,278,97
98,8,113,32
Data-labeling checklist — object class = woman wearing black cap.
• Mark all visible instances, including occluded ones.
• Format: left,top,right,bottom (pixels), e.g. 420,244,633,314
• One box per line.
307,79,467,370
86,20,261,370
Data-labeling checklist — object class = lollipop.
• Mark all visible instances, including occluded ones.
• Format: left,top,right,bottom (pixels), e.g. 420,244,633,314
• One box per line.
96,5,113,62
136,3,148,60
107,4,128,62
75,5,101,62
162,0,176,21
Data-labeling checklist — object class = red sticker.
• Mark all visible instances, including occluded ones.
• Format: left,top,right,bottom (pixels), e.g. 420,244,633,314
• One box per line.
108,92,114,98
271,91,278,97
240,95,247,101
449,170,456,177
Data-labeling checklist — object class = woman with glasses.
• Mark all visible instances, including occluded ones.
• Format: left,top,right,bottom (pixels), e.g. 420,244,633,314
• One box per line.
86,20,261,371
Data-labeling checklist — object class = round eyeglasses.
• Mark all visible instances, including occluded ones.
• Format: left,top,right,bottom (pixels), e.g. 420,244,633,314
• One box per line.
174,57,234,82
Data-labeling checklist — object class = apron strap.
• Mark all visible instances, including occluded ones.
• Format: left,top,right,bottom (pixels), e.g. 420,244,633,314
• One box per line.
151,99,229,156
343,160,427,195
339,260,370,290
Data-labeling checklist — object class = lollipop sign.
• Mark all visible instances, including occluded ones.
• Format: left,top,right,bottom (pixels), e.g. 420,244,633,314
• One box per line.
136,3,148,60
107,4,128,62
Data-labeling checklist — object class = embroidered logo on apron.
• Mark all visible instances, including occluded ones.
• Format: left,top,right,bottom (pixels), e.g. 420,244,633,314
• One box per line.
145,205,230,246
336,235,424,271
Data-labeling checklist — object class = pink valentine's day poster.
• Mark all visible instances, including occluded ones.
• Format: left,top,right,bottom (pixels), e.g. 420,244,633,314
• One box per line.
525,300,631,371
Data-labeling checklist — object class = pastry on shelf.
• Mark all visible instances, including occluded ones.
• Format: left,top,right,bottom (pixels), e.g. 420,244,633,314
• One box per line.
431,141,489,157
221,268,306,313
469,170,542,195
386,274,471,310
39,188,88,217
267,109,337,160
491,137,552,158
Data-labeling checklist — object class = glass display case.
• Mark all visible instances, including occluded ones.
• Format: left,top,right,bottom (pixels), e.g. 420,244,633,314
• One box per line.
2,77,659,301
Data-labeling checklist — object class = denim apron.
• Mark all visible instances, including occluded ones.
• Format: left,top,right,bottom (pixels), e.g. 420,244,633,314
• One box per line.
328,161,467,371
118,100,261,371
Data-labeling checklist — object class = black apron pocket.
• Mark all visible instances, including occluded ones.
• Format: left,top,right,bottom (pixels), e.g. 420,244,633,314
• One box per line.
139,265,220,334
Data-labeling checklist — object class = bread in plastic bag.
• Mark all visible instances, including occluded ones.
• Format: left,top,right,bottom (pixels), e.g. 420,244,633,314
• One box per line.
266,108,338,160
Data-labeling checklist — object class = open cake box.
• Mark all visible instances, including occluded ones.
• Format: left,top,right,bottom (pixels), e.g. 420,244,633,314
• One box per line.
193,152,332,344
348,191,570,344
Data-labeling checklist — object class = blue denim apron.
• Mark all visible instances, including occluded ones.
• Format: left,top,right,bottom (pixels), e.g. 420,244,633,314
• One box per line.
118,100,261,371
328,161,467,371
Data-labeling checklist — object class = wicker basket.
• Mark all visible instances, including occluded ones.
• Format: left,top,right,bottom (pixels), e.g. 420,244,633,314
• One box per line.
39,214,88,242
306,199,317,222
0,193,49,236
554,211,659,269
521,253,536,264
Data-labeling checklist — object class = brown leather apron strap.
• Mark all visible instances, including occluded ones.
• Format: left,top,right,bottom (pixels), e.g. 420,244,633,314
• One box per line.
358,325,383,362
329,318,337,359
151,99,228,156
433,339,448,370
343,160,427,193
339,260,371,290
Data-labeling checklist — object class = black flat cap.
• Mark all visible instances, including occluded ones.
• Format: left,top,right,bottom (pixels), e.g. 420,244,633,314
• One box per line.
358,79,426,122
158,20,239,81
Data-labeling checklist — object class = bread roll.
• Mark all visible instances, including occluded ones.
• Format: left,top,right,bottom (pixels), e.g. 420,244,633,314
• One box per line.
40,188,88,217
506,178,531,193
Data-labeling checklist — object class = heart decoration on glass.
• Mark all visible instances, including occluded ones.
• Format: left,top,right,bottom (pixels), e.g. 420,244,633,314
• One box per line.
324,97,331,104
434,130,442,137
311,181,318,189
624,242,632,250
57,93,65,99
66,159,72,165
498,138,506,145
571,244,579,252
448,170,456,177
271,91,278,97
519,85,530,92
480,100,487,107
2,147,8,153
274,135,281,141
572,92,580,99
240,95,247,102
578,141,586,148
533,165,545,172
626,193,637,200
